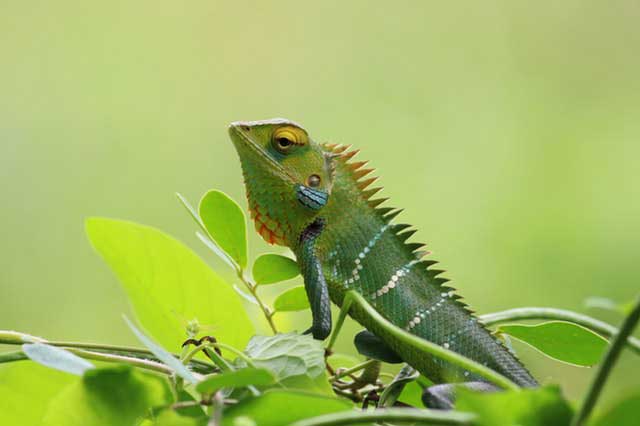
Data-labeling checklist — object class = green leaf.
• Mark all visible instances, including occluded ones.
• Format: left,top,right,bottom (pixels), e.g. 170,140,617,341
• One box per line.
199,190,248,269
0,362,76,425
124,316,198,384
241,333,325,381
274,286,310,312
498,321,608,367
196,368,275,393
253,254,300,285
220,390,352,426
146,410,207,426
42,365,172,426
86,217,254,351
378,364,419,407
592,391,640,426
22,343,94,375
456,385,573,426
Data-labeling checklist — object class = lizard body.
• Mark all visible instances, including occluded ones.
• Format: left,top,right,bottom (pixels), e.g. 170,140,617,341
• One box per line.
228,118,537,400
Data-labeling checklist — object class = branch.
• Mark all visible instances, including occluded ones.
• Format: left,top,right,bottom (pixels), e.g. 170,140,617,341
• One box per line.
290,407,475,426
0,331,216,373
480,307,640,355
570,295,640,426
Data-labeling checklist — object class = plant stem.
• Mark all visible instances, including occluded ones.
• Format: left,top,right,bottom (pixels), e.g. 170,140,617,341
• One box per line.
329,359,378,382
238,270,278,334
68,348,176,375
570,295,640,426
290,408,475,426
0,331,215,373
480,307,640,355
349,291,520,391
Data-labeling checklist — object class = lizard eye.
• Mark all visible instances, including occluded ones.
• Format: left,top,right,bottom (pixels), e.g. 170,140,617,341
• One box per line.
307,174,321,187
272,126,308,154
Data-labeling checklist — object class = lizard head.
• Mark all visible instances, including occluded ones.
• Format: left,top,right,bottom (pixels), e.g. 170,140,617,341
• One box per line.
228,118,334,247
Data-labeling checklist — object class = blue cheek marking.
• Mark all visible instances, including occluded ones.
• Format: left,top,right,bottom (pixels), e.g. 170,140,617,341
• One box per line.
295,184,329,210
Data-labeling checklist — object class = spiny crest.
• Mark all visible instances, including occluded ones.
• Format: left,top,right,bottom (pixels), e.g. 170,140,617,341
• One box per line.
323,142,476,316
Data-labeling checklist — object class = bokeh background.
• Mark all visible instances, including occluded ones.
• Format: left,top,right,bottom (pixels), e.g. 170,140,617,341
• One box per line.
2,1,638,405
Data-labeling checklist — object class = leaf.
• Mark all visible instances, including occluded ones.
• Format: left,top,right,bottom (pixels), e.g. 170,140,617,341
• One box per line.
196,231,238,272
22,343,94,376
86,217,254,351
592,391,640,426
253,254,300,285
274,286,310,312
378,364,419,407
220,390,352,426
456,385,573,426
196,368,275,393
241,333,325,381
199,190,248,269
0,362,76,425
498,321,608,367
42,366,172,426
124,316,198,384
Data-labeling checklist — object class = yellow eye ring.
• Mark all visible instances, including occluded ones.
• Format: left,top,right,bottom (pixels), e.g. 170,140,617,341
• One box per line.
272,126,308,153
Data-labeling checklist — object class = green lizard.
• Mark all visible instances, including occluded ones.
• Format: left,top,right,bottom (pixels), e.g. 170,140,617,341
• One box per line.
228,118,538,408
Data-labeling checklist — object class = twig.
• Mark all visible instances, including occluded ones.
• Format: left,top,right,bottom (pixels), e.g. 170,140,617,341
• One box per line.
480,307,640,355
290,407,475,426
570,295,640,426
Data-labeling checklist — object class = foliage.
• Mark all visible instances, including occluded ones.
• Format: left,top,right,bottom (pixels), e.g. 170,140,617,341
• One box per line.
0,189,638,426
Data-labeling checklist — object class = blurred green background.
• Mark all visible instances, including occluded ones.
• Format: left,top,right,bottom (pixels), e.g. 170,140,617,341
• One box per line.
1,1,638,405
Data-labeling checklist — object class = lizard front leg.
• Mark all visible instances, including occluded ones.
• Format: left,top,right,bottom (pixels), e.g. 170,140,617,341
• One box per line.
296,218,332,340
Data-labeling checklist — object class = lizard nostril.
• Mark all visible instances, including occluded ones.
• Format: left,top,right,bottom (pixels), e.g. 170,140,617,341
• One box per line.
241,126,250,132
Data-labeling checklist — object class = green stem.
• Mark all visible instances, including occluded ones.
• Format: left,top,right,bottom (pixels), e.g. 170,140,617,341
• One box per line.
290,408,475,426
239,271,279,334
68,348,176,375
0,331,216,373
570,295,640,426
0,350,28,363
480,307,640,355
329,359,378,382
349,291,519,391
213,342,256,368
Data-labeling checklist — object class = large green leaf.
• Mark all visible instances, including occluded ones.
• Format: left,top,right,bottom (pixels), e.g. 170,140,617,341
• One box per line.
274,286,310,312
86,217,254,350
42,366,172,426
220,390,352,426
252,254,300,285
196,368,275,393
456,385,573,426
242,333,325,380
0,362,76,425
199,190,248,269
592,391,640,426
498,321,608,367
22,343,94,376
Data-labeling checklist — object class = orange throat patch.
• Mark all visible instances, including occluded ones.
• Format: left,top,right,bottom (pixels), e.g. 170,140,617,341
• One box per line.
249,205,287,246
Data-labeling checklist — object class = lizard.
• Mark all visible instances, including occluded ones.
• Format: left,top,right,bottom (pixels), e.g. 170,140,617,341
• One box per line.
227,118,538,408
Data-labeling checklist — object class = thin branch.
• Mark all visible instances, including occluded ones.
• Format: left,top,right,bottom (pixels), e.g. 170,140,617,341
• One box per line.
570,294,640,426
480,307,640,355
238,270,279,334
0,332,216,374
329,359,378,382
290,407,475,426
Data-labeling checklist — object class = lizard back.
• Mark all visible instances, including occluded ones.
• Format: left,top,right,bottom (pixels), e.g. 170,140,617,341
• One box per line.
315,144,538,387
